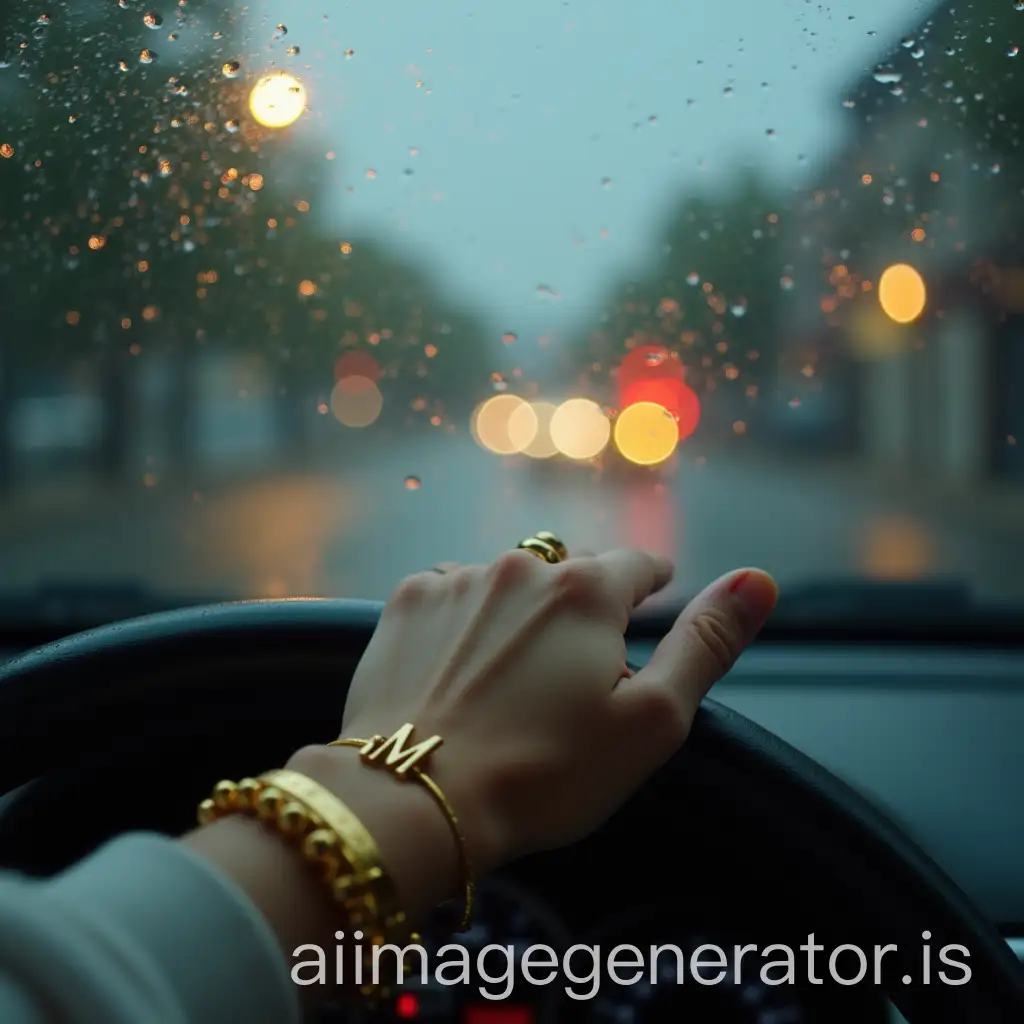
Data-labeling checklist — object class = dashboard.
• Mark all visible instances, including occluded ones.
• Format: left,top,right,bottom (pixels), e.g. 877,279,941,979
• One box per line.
1,635,1022,1023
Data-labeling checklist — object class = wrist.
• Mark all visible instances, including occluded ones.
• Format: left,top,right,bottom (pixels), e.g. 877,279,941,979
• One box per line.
284,743,493,922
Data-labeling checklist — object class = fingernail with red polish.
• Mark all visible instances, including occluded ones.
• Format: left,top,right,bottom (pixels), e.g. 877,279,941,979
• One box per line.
727,569,779,629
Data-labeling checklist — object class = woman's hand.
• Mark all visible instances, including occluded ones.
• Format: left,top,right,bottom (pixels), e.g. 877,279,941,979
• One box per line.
291,549,777,890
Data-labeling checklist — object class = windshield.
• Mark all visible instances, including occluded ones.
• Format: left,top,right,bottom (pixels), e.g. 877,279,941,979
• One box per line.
1,0,1022,613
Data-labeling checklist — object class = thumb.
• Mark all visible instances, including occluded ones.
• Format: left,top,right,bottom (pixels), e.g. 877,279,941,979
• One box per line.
615,567,778,740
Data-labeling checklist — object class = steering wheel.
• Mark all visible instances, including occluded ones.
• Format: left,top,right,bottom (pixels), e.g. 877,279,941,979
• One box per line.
0,599,1020,1022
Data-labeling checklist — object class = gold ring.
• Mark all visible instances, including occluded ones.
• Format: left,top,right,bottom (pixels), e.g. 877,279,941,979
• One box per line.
516,531,568,564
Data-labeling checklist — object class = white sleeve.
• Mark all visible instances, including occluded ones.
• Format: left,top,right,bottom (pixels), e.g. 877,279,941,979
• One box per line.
0,833,299,1024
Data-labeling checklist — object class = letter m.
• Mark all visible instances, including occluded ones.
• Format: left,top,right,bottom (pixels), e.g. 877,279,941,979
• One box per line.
361,724,442,778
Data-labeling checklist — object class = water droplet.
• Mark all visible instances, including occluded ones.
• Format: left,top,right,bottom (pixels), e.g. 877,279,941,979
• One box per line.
275,23,288,36
686,271,700,286
222,60,240,78
644,350,665,366
780,276,795,291
535,283,559,299
37,13,52,25
286,46,300,56
911,46,925,59
991,162,1002,174
158,158,172,177
502,331,517,344
117,60,129,72
765,128,776,139
1016,1,1024,11
365,168,377,179
901,36,915,48
730,298,748,317
1009,45,1020,57
224,118,240,133
139,48,157,64
143,11,162,29
648,114,658,125
723,85,734,98
344,48,355,58
872,68,902,84
600,176,612,188
404,475,421,490
118,0,129,8
492,374,508,392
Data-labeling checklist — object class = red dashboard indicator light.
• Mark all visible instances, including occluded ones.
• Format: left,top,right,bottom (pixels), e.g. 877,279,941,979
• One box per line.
464,1006,533,1024
395,992,419,1019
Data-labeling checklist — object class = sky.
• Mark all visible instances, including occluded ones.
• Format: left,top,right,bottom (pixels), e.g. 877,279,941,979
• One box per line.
193,1,936,347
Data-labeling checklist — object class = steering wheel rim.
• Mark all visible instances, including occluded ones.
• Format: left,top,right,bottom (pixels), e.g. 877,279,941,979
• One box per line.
0,598,1020,1022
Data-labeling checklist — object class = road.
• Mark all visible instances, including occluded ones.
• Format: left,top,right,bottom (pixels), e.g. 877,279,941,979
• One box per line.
2,434,1024,607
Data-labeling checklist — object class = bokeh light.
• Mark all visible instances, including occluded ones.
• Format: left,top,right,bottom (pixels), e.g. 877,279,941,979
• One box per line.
878,263,926,324
334,350,380,382
249,72,307,129
330,375,382,428
614,402,679,466
621,378,700,440
511,401,559,459
550,398,611,460
472,395,536,454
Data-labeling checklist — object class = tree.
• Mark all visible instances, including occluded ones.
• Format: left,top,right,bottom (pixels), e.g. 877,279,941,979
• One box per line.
562,170,791,438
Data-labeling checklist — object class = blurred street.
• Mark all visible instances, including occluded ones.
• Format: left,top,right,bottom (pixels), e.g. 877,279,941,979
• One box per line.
3,434,1024,607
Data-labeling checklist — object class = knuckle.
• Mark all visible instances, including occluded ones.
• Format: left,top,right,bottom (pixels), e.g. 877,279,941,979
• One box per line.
390,573,434,607
487,550,536,589
634,687,691,747
553,561,606,607
689,607,741,676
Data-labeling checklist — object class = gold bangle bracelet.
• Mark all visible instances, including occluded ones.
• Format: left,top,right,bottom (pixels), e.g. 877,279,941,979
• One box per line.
197,771,407,936
328,723,476,932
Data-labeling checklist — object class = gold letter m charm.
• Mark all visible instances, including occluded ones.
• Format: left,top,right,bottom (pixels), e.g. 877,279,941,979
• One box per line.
359,723,443,779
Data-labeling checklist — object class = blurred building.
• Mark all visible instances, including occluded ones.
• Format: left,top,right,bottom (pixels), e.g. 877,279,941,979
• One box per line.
781,0,1024,483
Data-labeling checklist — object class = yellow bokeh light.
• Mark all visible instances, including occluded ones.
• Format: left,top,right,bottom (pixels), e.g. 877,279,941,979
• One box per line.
330,375,382,428
472,395,535,454
249,72,307,129
550,398,611,460
511,401,558,459
614,402,678,466
878,263,926,324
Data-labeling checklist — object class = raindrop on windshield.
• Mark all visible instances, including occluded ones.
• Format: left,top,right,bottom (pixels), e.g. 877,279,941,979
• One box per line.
286,46,300,56
1009,45,1020,57
502,332,517,344
723,85,734,97
143,11,162,29
139,49,157,64
686,271,700,286
275,23,288,37
491,374,508,392
1016,2,1024,11
222,60,240,78
873,68,902,84
404,475,422,491
600,176,612,188
37,13,52,25
780,276,795,291
730,298,748,317
344,48,355,58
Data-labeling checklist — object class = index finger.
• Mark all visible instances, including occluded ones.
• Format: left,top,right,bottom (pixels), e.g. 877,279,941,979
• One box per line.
594,547,675,610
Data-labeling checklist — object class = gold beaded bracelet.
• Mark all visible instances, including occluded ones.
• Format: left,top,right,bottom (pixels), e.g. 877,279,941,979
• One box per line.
328,722,476,932
197,769,413,996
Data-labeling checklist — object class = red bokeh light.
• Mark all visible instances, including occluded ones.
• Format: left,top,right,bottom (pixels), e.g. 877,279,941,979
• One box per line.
334,350,381,382
620,378,701,441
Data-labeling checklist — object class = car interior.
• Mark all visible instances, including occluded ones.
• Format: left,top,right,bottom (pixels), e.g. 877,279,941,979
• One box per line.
0,594,1022,1022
